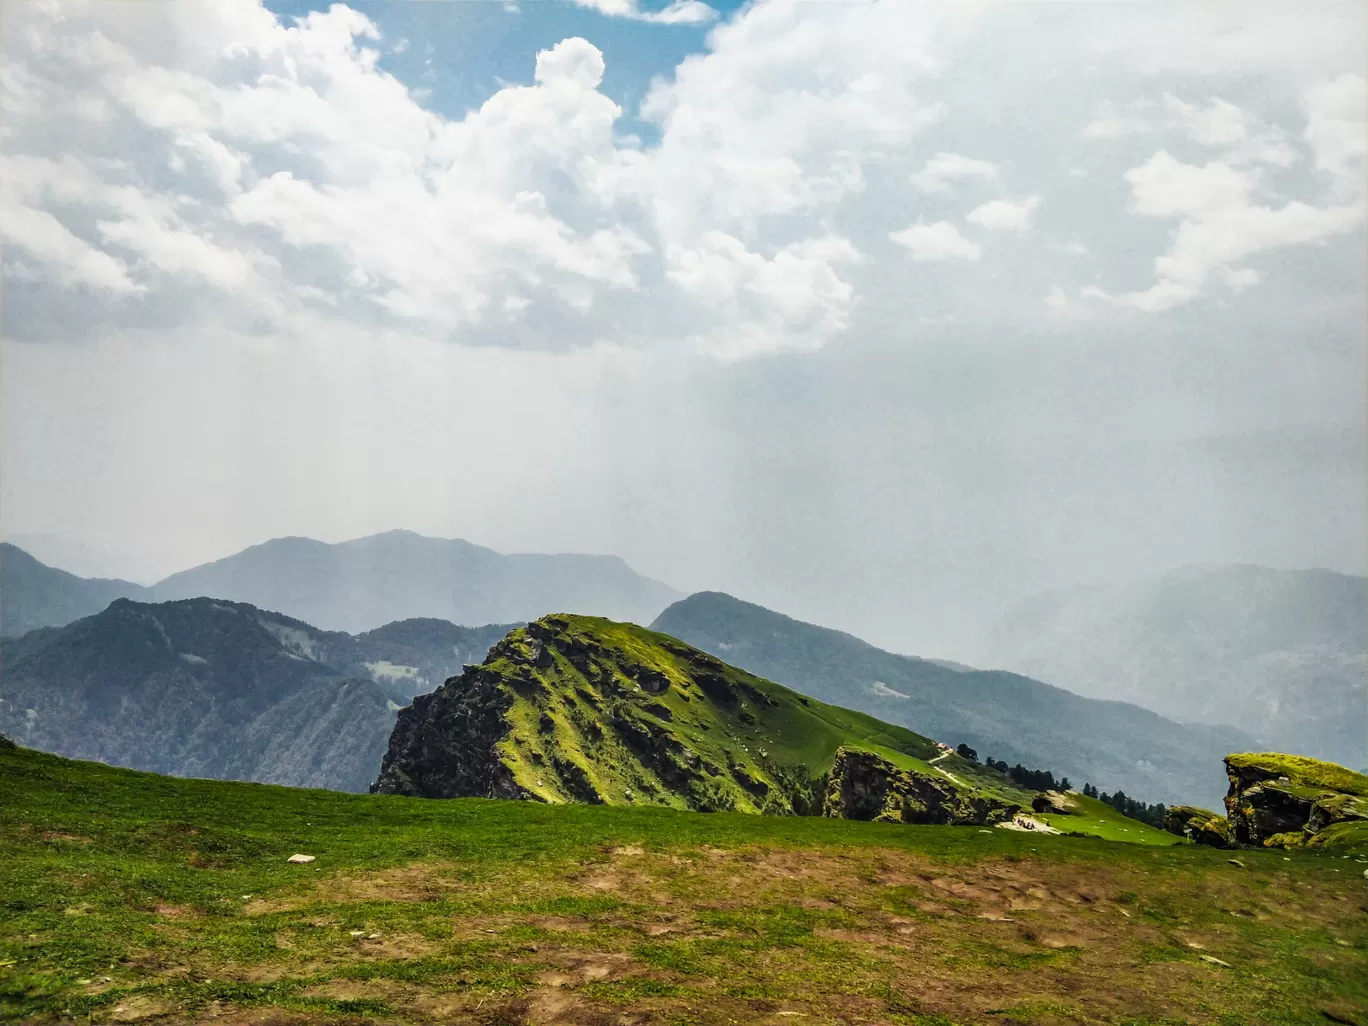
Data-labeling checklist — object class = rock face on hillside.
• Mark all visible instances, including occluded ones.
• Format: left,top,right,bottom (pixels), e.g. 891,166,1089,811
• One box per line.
373,615,1025,821
821,748,1020,826
1223,753,1368,849
1031,791,1077,815
1163,805,1232,848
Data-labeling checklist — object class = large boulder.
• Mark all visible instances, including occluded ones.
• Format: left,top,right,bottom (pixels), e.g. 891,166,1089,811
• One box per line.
1223,753,1368,849
822,747,1020,826
1163,805,1233,848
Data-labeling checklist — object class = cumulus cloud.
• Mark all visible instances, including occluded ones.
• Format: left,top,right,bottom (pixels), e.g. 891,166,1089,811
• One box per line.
0,0,975,356
966,196,1041,233
0,0,1362,351
1085,150,1363,312
0,6,657,337
910,152,999,193
569,0,717,25
1085,93,1295,167
1303,73,1367,188
889,221,982,263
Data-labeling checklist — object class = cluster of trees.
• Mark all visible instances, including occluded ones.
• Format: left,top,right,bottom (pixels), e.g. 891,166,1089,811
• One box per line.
984,757,1071,793
1079,783,1167,828
959,743,1164,829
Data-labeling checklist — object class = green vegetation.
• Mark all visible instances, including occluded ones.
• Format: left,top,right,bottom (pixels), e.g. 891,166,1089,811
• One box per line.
1035,794,1180,846
652,590,1256,808
1223,753,1368,853
1225,752,1368,797
4,743,1367,1026
376,614,1035,821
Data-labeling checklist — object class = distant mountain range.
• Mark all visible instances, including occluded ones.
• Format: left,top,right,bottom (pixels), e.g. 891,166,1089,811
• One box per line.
970,565,1367,771
0,597,514,790
4,538,1356,803
0,543,151,637
651,592,1256,807
1,531,680,636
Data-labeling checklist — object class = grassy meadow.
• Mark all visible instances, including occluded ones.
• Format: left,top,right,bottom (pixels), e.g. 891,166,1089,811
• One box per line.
3,742,1367,1026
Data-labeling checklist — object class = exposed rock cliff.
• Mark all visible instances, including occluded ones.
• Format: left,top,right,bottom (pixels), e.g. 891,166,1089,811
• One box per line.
821,747,1020,826
1223,753,1368,849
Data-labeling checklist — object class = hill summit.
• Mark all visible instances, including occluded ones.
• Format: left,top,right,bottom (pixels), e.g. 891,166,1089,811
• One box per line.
373,614,1031,825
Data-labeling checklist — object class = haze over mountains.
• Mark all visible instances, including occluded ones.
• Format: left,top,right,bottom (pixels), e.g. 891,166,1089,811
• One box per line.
652,592,1253,808
3,535,1362,805
0,543,151,638
972,565,1367,771
0,531,680,637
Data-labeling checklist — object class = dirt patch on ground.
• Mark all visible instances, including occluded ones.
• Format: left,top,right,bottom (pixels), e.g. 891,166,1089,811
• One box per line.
153,903,199,919
90,843,1368,1026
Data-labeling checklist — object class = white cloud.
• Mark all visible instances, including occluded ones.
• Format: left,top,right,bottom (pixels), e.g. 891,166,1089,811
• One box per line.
889,221,982,263
1044,285,1068,312
1163,93,1296,167
910,152,998,194
569,0,717,25
1303,73,1367,188
1082,100,1154,140
1085,93,1295,167
0,0,1362,352
966,195,1041,233
1086,150,1363,312
666,232,862,358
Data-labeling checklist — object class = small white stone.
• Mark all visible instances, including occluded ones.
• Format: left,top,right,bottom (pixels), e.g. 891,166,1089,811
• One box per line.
286,853,316,864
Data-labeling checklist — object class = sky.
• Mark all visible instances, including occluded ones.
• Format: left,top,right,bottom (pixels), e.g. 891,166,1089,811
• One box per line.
2,0,1364,656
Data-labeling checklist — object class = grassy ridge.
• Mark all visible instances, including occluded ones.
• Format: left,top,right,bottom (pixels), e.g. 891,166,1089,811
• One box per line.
417,614,1034,816
4,743,1367,1025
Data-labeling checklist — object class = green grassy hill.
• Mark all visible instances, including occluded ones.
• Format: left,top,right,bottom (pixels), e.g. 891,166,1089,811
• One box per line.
373,614,1031,822
3,741,1366,1026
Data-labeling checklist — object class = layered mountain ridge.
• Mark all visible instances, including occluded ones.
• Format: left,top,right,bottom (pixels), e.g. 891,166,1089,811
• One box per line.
1,532,680,637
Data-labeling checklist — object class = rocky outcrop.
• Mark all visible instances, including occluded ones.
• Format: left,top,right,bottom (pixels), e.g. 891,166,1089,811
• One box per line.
1163,805,1233,848
1031,791,1076,815
370,661,525,799
822,747,1020,826
1222,753,1368,849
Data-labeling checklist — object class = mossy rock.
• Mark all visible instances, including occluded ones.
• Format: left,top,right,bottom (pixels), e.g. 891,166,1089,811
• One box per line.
823,746,1019,826
1164,805,1232,848
1223,752,1368,849
1306,820,1368,852
1262,831,1309,850
1225,753,1368,798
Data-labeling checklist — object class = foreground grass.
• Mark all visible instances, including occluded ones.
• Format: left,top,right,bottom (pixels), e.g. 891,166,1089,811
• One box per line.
3,745,1367,1026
